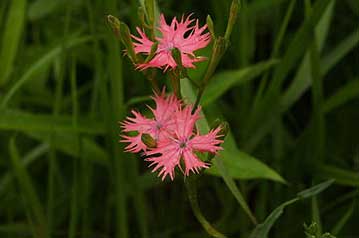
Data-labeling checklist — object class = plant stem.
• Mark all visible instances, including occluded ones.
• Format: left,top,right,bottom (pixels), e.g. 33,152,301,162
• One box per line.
193,37,227,112
185,176,229,238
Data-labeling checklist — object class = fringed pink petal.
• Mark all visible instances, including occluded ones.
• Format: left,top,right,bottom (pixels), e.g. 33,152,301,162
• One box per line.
189,127,223,153
145,142,182,180
131,27,154,54
136,51,177,71
120,134,147,153
182,150,209,176
174,105,201,139
121,110,154,133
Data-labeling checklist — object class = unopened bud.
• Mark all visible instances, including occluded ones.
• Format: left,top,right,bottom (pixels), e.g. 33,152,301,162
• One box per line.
107,15,137,63
224,0,240,41
144,0,155,23
206,15,216,39
107,15,121,36
141,134,157,148
119,22,137,63
137,7,147,27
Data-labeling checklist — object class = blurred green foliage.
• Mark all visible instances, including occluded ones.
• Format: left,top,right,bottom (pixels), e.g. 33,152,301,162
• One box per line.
0,0,358,237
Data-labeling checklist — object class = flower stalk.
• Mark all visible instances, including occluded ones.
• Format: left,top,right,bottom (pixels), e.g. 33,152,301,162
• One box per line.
193,0,241,112
185,175,228,238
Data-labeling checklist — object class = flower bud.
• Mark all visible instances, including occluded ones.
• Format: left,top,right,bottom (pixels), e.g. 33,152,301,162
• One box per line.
107,15,137,63
141,134,157,148
206,15,216,39
224,0,240,41
107,15,121,36
144,0,155,24
119,22,137,63
137,7,147,28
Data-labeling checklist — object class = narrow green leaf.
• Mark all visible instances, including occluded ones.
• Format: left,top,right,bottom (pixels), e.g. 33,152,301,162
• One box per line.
249,180,334,238
281,28,358,112
297,179,334,199
331,199,356,235
212,157,257,224
317,165,359,187
249,198,299,238
322,28,359,75
0,0,26,86
247,0,332,136
9,137,49,238
28,0,60,21
1,35,94,108
26,132,109,166
270,0,331,94
201,59,278,107
323,79,359,113
0,143,48,198
0,109,105,134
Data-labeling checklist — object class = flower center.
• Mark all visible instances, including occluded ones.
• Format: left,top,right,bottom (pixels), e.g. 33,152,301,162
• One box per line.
166,42,175,51
155,122,162,130
179,141,187,148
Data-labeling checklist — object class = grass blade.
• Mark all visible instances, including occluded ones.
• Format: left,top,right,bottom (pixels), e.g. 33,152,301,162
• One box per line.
213,156,258,225
0,109,105,134
323,78,359,113
0,0,26,86
201,59,278,107
317,165,359,186
0,35,94,108
331,199,356,235
9,137,49,238
249,180,334,238
247,0,332,137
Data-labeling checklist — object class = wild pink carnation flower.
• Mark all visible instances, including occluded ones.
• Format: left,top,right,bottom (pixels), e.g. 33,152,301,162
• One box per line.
120,91,181,153
146,105,223,181
132,14,211,71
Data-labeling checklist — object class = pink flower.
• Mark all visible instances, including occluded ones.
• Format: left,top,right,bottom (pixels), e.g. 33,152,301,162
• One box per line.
145,105,223,180
132,14,211,71
120,90,181,153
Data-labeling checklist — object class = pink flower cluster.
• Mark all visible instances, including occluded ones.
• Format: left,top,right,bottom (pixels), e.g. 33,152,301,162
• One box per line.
121,91,223,180
132,14,211,71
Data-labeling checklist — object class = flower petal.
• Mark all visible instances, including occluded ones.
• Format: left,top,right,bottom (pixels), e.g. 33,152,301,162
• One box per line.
131,27,154,54
146,141,182,180
174,105,201,139
182,149,209,176
120,133,147,153
189,127,223,153
121,110,154,133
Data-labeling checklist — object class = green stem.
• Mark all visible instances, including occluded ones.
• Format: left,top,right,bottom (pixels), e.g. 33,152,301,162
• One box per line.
185,176,229,238
193,37,227,112
144,70,160,94
192,0,240,113
170,73,181,99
